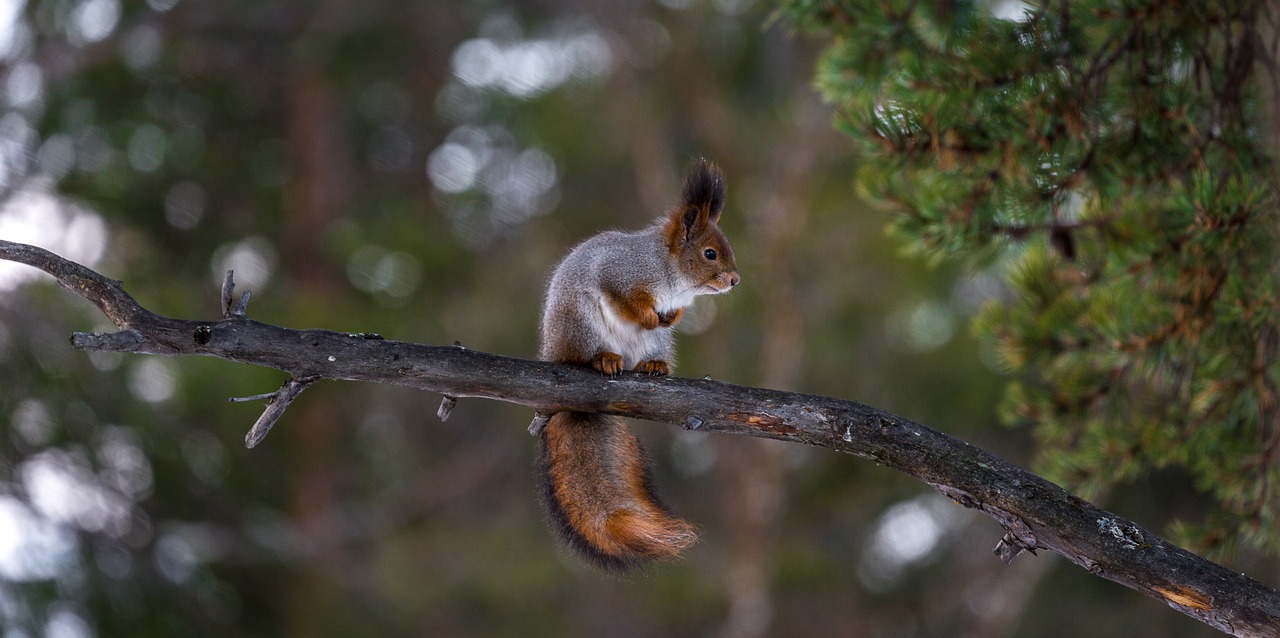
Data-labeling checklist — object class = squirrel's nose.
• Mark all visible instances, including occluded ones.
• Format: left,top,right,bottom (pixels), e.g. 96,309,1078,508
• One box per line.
729,273,740,287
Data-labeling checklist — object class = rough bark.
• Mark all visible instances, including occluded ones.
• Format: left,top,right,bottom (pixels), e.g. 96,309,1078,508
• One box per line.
2,238,1278,637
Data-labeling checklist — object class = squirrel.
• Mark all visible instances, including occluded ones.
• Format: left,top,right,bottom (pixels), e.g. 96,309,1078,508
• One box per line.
536,158,740,570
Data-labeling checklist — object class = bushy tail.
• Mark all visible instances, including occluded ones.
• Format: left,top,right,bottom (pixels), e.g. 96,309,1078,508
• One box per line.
538,411,697,571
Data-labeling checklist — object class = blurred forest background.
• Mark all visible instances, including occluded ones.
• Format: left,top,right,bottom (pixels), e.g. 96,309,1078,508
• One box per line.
0,0,1276,637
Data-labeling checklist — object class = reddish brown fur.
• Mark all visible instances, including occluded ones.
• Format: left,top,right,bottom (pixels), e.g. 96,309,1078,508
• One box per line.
539,412,696,570
658,185,738,295
605,286,662,330
633,359,671,375
535,159,733,570
661,205,711,255
539,340,591,367
656,307,684,327
662,209,690,253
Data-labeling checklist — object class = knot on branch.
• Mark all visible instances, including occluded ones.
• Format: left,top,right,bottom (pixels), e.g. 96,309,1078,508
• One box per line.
932,483,1039,564
70,329,148,351
1096,517,1149,550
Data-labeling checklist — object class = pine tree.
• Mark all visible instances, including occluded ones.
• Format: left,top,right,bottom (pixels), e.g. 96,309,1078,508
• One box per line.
779,0,1280,556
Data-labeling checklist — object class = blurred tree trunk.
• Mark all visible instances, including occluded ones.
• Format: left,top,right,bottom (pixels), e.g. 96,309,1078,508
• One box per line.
281,41,353,638
714,149,813,638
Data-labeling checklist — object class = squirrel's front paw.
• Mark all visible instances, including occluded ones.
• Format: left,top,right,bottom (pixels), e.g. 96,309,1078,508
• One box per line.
656,308,684,328
636,308,661,330
635,359,671,376
592,351,624,377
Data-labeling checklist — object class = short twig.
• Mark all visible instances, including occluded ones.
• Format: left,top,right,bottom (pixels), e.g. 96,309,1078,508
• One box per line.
527,412,551,436
228,391,280,403
221,270,251,317
232,290,251,317
437,395,458,421
221,270,235,317
243,377,317,448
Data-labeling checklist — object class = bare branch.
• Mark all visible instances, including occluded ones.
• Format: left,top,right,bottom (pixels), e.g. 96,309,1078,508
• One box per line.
2,239,1278,637
244,376,316,448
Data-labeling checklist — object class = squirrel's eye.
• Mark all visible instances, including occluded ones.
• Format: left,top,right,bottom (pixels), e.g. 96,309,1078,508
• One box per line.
703,248,717,260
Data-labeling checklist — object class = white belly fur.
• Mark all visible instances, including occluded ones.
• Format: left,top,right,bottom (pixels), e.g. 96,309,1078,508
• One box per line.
591,275,697,370
595,297,659,369
656,285,697,316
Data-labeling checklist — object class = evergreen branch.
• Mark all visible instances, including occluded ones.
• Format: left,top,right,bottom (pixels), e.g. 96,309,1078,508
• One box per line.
4,239,1280,635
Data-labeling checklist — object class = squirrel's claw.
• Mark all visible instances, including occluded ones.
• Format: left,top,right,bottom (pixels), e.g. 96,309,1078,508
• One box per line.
592,351,624,377
635,359,671,376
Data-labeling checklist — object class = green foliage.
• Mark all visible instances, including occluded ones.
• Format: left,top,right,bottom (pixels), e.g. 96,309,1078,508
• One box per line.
780,0,1280,556
1,0,1263,634
6,1,1019,635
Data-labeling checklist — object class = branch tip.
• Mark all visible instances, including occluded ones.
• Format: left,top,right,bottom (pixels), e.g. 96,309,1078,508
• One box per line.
228,391,278,403
528,413,551,436
218,271,250,317
993,531,1039,564
994,534,1025,564
437,395,458,421
220,270,235,317
232,290,251,317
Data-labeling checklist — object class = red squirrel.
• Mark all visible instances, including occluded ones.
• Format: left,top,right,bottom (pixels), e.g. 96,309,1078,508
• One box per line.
537,158,740,570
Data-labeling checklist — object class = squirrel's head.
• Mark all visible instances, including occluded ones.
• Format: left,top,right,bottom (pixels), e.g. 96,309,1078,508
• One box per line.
663,158,740,295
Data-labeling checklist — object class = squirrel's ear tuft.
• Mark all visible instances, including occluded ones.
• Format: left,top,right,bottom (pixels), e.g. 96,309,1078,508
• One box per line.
679,158,726,223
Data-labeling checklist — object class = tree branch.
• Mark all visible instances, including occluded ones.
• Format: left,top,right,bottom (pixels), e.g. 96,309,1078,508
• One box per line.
2,239,1278,637
241,376,318,448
